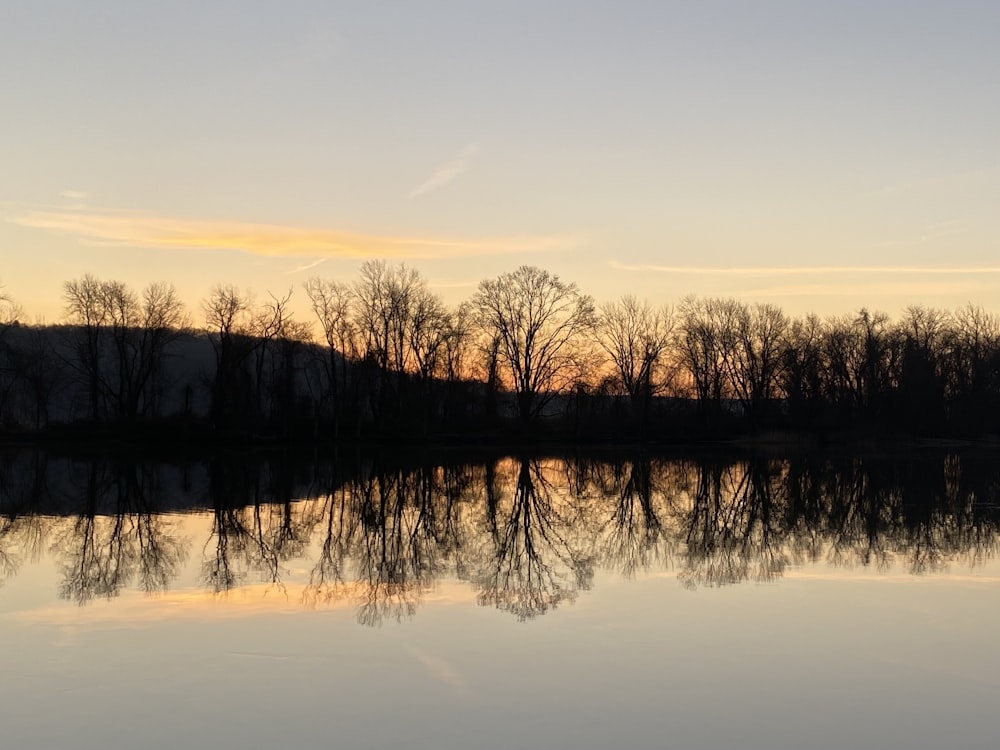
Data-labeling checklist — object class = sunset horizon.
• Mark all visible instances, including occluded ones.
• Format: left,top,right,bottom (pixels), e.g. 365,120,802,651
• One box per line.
4,5,1000,749
3,2,999,324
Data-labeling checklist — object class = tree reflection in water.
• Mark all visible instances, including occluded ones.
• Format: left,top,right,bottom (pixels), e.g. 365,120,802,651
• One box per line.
353,467,443,625
679,458,790,588
472,458,594,620
599,458,668,578
0,451,51,589
203,458,310,596
1,448,999,621
45,459,188,604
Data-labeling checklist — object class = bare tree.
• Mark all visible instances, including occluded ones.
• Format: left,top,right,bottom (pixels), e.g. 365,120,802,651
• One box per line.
471,266,596,426
782,313,826,426
203,284,255,431
16,326,63,430
407,284,452,381
249,288,293,423
108,280,187,420
597,295,674,430
62,276,187,422
0,282,21,329
204,285,306,433
438,302,475,427
63,274,110,420
676,296,730,423
721,301,789,425
304,277,356,435
0,282,24,424
349,261,457,429
442,302,474,384
896,305,951,432
353,260,425,372
947,305,1000,431
823,308,899,420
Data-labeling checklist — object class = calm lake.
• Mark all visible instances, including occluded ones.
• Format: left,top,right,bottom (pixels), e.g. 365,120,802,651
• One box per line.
2,447,999,749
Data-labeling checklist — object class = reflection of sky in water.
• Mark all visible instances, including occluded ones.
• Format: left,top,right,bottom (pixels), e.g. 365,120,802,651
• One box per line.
2,453,1000,749
4,567,999,750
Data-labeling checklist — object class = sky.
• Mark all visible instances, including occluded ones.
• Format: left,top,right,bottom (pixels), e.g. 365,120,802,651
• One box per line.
2,0,999,325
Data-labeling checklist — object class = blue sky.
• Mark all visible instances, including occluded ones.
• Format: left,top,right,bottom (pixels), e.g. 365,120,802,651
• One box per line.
2,1,999,322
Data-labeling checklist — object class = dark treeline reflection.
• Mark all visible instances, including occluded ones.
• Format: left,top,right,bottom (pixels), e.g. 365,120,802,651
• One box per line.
1,449,998,623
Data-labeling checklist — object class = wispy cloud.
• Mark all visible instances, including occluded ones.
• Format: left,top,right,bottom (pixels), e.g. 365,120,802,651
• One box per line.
868,220,967,248
859,166,998,200
285,257,329,275
609,259,1000,301
408,145,478,199
11,207,577,260
610,261,1000,276
727,280,995,298
60,189,88,210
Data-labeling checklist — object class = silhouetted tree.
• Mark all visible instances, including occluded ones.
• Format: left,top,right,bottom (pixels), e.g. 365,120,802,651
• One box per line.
304,277,356,437
0,283,22,425
947,305,1000,433
822,308,899,426
248,288,293,428
62,276,186,423
721,302,788,426
352,261,454,432
3,265,1000,441
676,296,731,428
62,275,110,421
781,313,826,428
9,326,63,430
203,284,256,432
896,306,949,433
597,296,675,435
472,266,596,428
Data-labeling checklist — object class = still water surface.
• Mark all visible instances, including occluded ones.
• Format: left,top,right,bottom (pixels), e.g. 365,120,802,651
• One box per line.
2,449,998,749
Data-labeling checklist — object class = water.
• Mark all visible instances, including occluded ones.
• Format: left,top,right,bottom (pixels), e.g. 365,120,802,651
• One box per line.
2,448,999,749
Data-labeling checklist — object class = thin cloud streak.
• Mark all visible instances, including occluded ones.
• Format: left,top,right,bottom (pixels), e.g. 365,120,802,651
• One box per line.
610,261,1000,276
285,257,329,274
408,145,478,199
859,166,998,200
12,208,578,260
868,220,967,248
728,281,994,298
59,189,88,211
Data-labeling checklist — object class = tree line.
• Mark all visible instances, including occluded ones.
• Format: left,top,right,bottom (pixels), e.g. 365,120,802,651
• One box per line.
0,263,999,441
